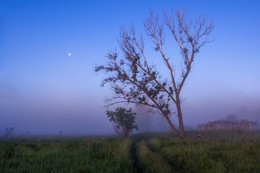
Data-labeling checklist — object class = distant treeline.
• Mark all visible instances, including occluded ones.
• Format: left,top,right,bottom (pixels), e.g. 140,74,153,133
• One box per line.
198,119,257,132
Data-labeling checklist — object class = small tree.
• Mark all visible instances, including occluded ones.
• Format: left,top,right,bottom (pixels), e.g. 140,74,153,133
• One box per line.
107,107,138,138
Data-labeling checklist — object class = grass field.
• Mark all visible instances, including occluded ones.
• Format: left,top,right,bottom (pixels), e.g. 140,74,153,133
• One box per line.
1,131,259,173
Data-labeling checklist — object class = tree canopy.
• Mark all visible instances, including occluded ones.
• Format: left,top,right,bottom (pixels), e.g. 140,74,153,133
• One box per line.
107,107,138,138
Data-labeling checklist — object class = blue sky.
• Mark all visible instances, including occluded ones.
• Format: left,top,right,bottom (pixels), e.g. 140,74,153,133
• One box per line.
0,0,260,134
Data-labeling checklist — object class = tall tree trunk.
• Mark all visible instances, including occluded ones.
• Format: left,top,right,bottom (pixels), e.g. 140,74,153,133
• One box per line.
163,113,178,135
176,97,185,139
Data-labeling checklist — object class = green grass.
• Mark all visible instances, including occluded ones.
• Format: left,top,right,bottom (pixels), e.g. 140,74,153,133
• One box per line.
136,141,173,173
0,138,133,173
0,131,259,173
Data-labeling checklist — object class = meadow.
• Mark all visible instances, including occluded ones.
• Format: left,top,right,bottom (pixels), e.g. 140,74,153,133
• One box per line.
0,131,259,173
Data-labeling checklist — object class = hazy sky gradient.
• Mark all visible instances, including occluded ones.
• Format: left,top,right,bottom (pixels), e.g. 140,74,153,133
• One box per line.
1,0,260,135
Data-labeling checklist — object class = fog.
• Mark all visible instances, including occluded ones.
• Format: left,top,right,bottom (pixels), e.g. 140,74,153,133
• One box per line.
1,87,259,137
1,1,260,137
0,89,112,136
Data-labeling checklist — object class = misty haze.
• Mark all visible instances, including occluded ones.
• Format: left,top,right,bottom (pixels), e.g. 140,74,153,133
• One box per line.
1,0,259,137
0,0,260,172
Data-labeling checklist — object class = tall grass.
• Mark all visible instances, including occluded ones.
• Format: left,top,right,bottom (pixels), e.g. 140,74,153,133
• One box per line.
147,136,260,173
0,131,259,173
0,138,134,173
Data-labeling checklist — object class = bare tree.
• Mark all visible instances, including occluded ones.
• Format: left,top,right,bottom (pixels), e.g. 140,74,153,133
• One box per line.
95,11,214,138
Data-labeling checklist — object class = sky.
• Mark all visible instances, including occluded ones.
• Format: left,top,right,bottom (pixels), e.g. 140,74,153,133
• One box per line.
0,0,260,135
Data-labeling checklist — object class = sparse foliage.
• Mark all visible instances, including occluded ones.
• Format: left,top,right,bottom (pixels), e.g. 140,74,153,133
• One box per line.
96,10,214,138
107,107,138,138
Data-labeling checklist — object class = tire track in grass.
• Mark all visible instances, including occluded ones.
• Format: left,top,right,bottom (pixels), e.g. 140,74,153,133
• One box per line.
136,140,174,173
147,138,180,173
129,139,141,173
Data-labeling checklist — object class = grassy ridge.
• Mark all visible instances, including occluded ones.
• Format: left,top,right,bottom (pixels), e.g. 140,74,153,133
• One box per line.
0,132,259,173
